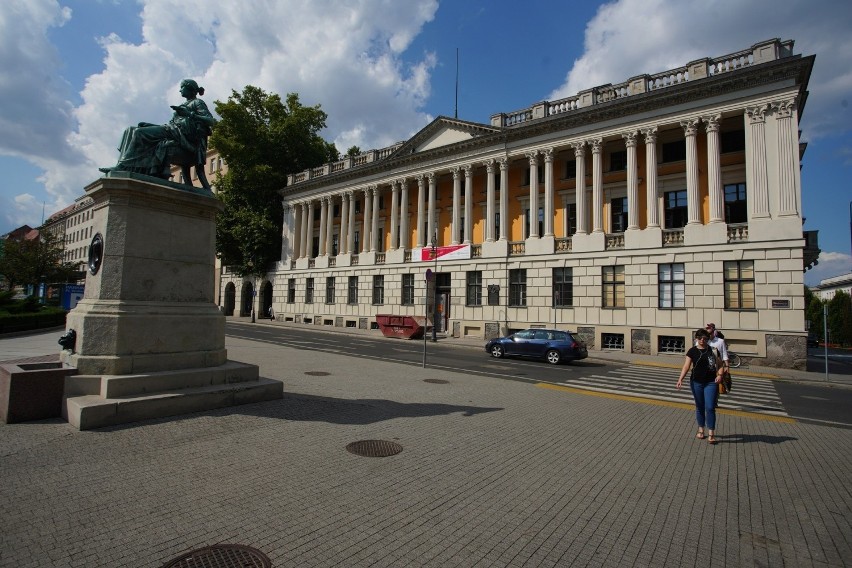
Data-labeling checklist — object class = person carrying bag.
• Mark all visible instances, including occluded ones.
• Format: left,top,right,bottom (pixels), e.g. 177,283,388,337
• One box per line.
676,328,726,445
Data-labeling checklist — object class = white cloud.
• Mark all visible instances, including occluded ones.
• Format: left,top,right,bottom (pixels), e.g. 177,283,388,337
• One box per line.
548,0,852,142
0,0,440,227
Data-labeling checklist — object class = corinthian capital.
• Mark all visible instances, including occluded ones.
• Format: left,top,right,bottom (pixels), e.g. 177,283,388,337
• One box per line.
771,98,797,119
680,118,700,136
590,138,603,154
570,141,586,157
701,114,721,132
639,126,657,144
746,104,769,124
622,131,638,147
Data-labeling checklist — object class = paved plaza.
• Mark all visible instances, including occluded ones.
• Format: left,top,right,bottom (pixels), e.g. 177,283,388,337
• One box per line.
1,327,850,567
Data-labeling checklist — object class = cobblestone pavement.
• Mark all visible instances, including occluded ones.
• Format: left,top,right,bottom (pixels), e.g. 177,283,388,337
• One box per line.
0,330,850,567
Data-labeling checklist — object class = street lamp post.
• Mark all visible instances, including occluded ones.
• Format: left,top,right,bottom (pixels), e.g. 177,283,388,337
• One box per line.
431,231,438,343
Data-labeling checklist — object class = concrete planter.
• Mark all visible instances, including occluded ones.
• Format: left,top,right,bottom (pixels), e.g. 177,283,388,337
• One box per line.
0,362,76,424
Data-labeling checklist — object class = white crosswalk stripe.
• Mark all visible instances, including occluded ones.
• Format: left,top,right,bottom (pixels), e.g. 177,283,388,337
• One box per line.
557,364,788,417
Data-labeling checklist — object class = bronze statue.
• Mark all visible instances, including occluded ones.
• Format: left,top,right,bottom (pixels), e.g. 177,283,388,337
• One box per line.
100,79,216,189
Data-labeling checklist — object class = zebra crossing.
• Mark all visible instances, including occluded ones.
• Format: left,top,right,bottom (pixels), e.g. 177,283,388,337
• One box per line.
556,364,788,417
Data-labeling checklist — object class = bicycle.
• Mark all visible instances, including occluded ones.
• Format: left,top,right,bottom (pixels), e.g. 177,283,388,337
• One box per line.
727,350,742,368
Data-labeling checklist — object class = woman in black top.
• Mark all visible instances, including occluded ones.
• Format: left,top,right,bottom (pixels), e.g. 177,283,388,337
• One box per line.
676,328,724,444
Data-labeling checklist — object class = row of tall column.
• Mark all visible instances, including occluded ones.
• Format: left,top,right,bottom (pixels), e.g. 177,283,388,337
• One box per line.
284,99,798,260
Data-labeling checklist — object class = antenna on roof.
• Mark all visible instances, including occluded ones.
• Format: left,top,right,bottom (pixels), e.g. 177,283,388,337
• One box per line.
454,48,459,119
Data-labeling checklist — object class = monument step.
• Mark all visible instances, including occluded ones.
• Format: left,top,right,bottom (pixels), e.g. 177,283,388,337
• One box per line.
64,377,282,430
100,360,260,398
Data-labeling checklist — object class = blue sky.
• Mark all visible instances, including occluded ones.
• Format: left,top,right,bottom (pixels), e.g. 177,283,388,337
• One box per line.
1,0,850,285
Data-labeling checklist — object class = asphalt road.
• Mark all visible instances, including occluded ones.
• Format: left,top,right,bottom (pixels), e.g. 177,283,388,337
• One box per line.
226,323,852,428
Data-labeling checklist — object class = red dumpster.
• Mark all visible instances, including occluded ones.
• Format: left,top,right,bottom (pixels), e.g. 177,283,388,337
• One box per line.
375,315,426,339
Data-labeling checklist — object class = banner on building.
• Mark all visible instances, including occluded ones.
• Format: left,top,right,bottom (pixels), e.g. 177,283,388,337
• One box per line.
418,244,471,262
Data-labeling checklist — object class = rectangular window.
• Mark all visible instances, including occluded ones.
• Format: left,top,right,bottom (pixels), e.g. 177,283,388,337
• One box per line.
353,230,360,254
509,269,527,307
553,267,573,307
333,204,340,218
305,278,314,304
495,211,501,239
661,140,686,162
524,207,544,238
724,261,755,310
523,166,544,186
566,203,577,236
664,190,688,229
609,150,627,171
287,278,295,303
564,160,576,179
724,182,748,224
720,130,745,153
325,277,335,304
312,236,319,258
401,274,414,305
466,271,482,306
347,276,358,305
610,197,628,233
658,263,685,308
372,275,384,305
332,234,339,256
354,201,361,214
602,265,625,308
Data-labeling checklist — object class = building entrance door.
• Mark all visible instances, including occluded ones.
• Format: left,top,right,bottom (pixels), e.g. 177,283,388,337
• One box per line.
434,272,451,333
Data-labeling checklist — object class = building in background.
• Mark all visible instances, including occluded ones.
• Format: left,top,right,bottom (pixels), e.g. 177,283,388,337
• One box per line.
810,273,852,301
221,38,817,370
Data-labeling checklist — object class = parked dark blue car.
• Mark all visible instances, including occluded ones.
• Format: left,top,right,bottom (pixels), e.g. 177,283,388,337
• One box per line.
485,329,588,365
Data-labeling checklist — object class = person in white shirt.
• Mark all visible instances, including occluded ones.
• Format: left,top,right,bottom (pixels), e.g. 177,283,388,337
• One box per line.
704,323,729,371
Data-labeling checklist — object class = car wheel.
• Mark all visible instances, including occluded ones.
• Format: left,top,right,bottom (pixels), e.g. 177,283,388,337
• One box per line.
545,350,561,365
490,345,505,358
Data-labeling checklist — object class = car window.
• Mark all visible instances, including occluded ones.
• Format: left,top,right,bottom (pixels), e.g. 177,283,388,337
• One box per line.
553,331,568,341
534,330,551,340
514,330,534,340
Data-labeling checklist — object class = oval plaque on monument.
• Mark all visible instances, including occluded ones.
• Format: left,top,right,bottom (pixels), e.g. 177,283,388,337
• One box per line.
88,233,103,275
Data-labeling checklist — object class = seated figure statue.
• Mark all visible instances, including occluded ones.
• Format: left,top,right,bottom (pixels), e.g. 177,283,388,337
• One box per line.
100,79,216,189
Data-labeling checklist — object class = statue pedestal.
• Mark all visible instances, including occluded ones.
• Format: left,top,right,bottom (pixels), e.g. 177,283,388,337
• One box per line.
61,175,281,430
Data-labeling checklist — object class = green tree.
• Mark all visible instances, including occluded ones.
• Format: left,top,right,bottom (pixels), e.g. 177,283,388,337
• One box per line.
211,86,338,278
804,287,825,341
827,290,852,347
0,230,79,291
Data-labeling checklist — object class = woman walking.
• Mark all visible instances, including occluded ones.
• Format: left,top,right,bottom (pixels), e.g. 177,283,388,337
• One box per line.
676,328,725,444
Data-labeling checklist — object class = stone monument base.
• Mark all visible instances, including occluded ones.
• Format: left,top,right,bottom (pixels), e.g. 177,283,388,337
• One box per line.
59,174,282,430
63,361,281,430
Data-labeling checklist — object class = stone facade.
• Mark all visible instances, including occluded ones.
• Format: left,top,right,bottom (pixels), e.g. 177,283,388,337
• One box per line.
221,39,817,369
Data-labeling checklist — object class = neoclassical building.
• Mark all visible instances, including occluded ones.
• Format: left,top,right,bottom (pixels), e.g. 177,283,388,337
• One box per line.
222,38,819,369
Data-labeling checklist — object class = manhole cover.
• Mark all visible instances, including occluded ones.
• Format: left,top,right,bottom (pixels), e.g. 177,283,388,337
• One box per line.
346,439,403,457
161,544,271,568
424,379,449,384
304,371,331,376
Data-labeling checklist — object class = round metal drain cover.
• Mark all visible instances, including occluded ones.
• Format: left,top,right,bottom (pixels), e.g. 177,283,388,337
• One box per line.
161,544,271,568
424,379,449,384
346,439,403,457
304,371,331,376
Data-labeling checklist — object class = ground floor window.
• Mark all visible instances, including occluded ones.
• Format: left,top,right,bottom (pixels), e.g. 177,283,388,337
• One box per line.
724,260,755,309
658,263,685,308
509,269,527,307
466,271,482,306
372,275,384,305
348,276,358,305
602,265,625,308
553,267,573,307
401,274,414,305
287,278,295,303
326,277,335,304
305,277,314,304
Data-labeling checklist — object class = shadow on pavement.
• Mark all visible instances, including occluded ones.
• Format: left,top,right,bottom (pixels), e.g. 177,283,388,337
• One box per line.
717,433,797,444
261,393,504,424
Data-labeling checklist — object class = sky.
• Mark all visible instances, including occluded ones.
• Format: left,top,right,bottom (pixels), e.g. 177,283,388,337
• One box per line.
0,0,850,286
